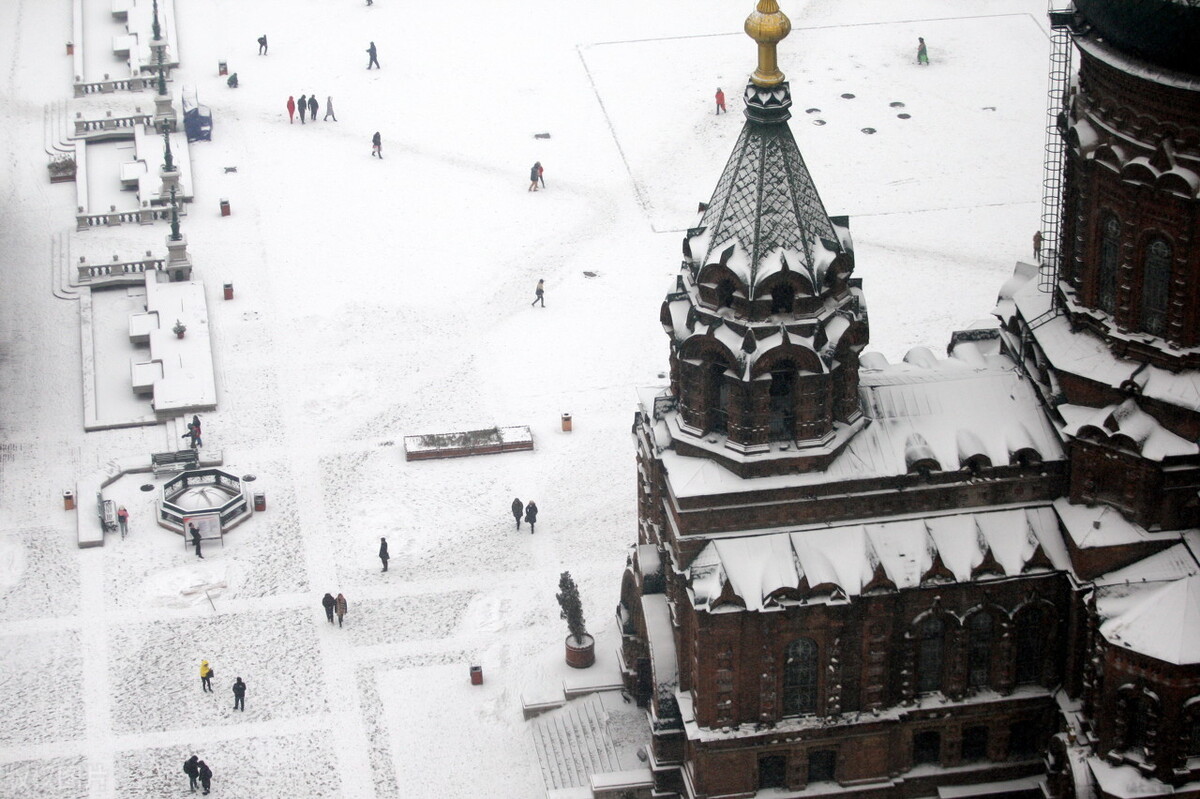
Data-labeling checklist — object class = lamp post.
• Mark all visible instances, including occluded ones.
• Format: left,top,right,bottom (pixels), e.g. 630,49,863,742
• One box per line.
169,186,181,241
152,0,161,43
161,121,174,172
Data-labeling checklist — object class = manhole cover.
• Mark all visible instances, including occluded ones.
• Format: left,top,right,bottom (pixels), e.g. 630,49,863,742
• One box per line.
812,119,827,126
861,127,877,134
890,101,906,108
897,113,911,119
841,93,856,99
583,271,598,278
242,474,257,482
805,107,821,114
140,484,155,492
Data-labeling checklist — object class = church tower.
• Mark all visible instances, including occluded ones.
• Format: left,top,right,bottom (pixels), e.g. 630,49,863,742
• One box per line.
664,0,868,479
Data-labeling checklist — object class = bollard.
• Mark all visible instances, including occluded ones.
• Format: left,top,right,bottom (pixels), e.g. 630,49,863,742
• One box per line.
561,413,572,432
220,199,231,217
470,665,483,685
218,60,228,76
223,282,234,300
63,490,75,510
253,492,266,512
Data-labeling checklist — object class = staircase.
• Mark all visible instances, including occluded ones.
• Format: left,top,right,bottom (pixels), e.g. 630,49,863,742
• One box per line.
530,693,623,792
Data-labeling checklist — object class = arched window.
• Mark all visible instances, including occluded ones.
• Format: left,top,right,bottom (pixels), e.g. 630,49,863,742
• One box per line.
716,279,737,309
1098,215,1120,314
770,283,796,315
708,362,730,434
769,366,797,439
1014,607,1046,685
784,638,818,715
1141,238,1171,335
916,616,945,694
966,612,993,689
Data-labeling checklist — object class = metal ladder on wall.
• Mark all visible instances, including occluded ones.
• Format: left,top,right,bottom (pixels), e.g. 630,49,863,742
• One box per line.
1029,2,1076,330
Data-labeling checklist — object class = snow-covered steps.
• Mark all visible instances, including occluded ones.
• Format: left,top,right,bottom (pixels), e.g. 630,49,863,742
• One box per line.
531,693,623,792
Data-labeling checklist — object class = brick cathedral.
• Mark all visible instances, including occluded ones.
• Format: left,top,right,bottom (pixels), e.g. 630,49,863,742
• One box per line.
616,2,1200,799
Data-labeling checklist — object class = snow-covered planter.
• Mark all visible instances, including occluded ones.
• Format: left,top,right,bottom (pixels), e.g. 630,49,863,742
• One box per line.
48,154,77,183
557,571,595,668
403,425,532,461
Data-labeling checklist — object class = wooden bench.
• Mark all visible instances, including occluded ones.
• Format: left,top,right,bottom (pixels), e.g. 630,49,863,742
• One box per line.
151,449,198,475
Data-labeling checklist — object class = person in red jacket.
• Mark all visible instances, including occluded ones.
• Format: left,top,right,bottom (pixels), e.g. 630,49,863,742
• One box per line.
287,95,296,123
715,87,726,115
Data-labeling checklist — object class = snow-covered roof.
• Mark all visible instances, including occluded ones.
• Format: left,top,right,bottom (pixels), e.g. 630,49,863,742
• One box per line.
1059,400,1198,461
1099,575,1200,664
641,594,679,689
688,507,1067,612
1009,275,1200,411
1052,497,1182,551
647,346,1062,497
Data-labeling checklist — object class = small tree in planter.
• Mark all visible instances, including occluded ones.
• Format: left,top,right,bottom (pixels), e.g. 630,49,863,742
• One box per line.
557,571,595,668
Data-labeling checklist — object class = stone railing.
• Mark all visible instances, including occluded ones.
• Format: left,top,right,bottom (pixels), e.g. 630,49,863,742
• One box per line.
73,74,155,97
76,253,166,281
76,204,180,231
74,111,153,136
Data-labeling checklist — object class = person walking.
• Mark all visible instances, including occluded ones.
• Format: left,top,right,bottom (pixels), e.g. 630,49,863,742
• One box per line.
378,537,389,571
232,677,246,711
528,162,540,192
117,506,129,538
184,755,200,792
257,35,268,55
298,94,307,124
287,95,296,123
200,660,213,692
525,501,538,534
322,592,336,623
715,87,726,114
182,424,198,449
190,523,204,559
511,497,523,530
197,760,212,795
537,161,545,188
1033,230,1043,259
323,96,337,121
531,279,545,307
366,41,380,69
917,37,929,65
371,131,382,159
307,95,318,121
335,593,348,627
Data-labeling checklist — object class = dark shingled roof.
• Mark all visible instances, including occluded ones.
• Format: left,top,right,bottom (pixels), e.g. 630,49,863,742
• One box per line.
1075,0,1200,74
697,82,841,296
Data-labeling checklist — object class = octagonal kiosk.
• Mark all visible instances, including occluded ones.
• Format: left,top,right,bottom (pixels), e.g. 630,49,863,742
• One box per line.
157,468,252,548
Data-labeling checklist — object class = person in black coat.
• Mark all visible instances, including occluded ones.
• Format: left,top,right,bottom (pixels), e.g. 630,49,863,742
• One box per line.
298,93,307,123
197,760,212,795
511,498,523,530
322,592,336,623
378,537,389,571
232,677,246,711
371,131,382,159
366,41,379,69
189,523,204,559
184,755,200,792
525,501,538,534
307,95,318,121
258,35,268,55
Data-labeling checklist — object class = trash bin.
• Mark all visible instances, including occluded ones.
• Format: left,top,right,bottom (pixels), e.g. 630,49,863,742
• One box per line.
253,492,266,512
561,413,572,432
219,199,231,217
63,490,75,510
470,665,483,685
218,60,228,76
66,42,74,56
223,282,234,300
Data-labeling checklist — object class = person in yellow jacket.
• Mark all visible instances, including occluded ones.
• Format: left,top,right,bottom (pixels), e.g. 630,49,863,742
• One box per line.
200,660,213,692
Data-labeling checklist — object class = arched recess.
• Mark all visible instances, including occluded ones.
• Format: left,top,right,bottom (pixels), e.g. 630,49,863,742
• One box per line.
1120,161,1157,185
697,263,747,311
964,607,997,690
677,337,739,435
1179,696,1200,761
911,609,957,695
1012,601,1056,686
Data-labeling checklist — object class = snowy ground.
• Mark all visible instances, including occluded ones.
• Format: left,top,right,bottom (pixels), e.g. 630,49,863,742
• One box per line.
0,0,1052,796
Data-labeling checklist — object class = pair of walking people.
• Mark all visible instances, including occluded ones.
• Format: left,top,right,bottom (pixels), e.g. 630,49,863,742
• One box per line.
321,592,349,626
183,755,213,794
510,498,540,534
199,660,248,709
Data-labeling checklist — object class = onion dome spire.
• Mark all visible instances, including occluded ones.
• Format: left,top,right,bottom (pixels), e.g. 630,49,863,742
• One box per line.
745,0,792,88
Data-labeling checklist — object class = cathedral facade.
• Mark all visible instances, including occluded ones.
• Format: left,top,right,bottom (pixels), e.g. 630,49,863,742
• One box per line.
616,2,1200,798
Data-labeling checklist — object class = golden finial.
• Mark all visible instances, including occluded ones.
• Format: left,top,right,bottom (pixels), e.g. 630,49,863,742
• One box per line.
744,0,791,88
